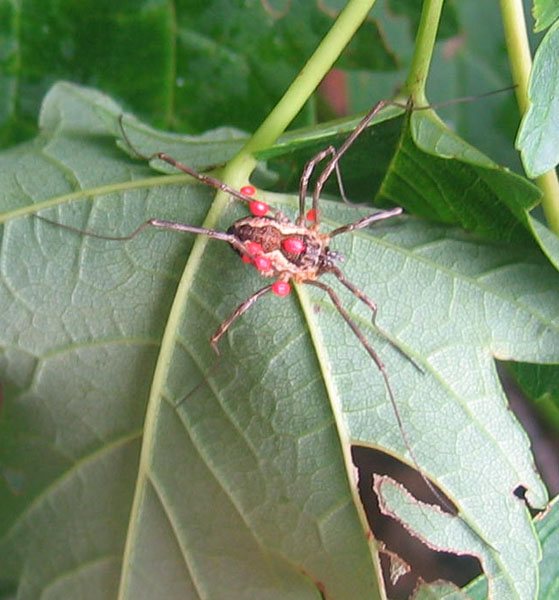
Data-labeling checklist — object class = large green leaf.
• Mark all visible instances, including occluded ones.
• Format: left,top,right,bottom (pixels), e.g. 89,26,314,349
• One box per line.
0,83,556,599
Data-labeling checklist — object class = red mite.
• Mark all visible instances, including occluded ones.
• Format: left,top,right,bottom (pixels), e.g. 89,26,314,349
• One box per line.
240,185,256,196
248,200,269,217
282,237,305,253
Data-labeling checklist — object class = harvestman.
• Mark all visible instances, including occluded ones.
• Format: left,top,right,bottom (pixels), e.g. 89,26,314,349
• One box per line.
39,99,453,510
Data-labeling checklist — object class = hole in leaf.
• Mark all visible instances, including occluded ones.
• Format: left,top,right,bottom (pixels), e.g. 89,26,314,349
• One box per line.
353,446,481,599
513,485,527,500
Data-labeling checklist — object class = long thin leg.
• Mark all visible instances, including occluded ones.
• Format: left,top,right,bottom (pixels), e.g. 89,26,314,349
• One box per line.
118,116,288,221
174,355,224,408
36,214,260,261
297,146,348,226
210,284,274,354
148,219,254,256
311,100,391,209
304,279,456,516
36,214,246,247
328,206,403,238
326,265,423,373
305,279,395,394
301,91,511,223
154,153,290,221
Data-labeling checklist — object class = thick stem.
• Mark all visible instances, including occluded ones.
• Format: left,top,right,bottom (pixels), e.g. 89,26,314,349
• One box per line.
223,0,377,189
403,0,445,104
500,0,559,232
499,0,532,114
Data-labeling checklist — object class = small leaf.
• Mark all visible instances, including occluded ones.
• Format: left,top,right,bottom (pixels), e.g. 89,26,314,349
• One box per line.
516,20,559,177
375,476,539,600
414,581,470,600
533,0,559,32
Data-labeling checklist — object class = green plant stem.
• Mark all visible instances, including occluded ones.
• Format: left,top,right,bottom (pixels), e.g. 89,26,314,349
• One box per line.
223,0,378,188
500,0,559,233
403,0,444,105
536,172,559,234
499,0,532,114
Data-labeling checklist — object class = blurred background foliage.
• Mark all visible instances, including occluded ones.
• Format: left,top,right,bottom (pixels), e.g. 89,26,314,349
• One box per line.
0,0,539,172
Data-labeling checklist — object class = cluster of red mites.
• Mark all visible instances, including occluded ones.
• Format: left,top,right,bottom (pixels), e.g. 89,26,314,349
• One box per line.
239,185,310,297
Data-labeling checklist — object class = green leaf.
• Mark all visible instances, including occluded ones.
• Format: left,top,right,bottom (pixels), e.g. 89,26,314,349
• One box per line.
464,495,559,600
375,476,535,600
414,582,471,600
533,0,559,32
0,83,555,599
0,0,396,146
264,104,540,243
506,362,559,432
535,497,559,598
387,110,539,240
516,20,559,178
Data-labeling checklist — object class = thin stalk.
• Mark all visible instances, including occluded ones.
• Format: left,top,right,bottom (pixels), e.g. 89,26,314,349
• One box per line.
222,0,378,189
403,0,445,105
500,0,559,232
499,0,532,113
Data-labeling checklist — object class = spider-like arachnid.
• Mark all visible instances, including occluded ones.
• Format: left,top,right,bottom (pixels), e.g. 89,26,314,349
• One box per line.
41,99,417,393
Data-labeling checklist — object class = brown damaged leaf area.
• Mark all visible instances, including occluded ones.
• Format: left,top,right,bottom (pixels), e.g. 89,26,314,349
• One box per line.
373,474,486,596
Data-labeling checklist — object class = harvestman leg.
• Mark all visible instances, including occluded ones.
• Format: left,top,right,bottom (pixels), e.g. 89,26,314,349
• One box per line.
303,89,509,219
298,100,392,226
326,265,423,373
305,278,452,514
324,206,423,371
310,99,392,209
328,206,403,237
210,284,275,353
35,215,258,259
118,116,289,222
304,279,403,422
298,99,400,227
297,146,349,225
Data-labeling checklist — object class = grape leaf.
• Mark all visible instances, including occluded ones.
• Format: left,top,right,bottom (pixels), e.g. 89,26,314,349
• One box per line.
0,83,555,600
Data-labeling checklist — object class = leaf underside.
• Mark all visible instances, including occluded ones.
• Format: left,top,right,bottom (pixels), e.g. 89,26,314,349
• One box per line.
0,83,556,600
